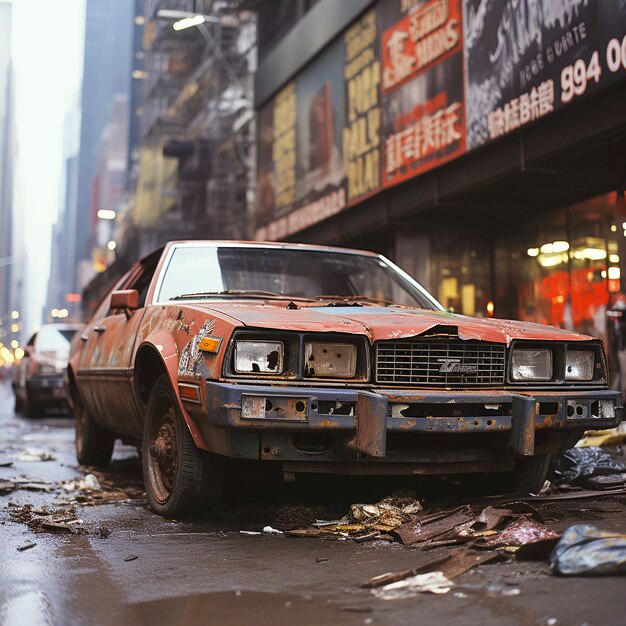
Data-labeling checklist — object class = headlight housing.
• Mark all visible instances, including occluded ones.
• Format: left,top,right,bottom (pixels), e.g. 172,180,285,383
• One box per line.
565,350,595,381
510,349,553,381
304,342,357,378
234,340,284,374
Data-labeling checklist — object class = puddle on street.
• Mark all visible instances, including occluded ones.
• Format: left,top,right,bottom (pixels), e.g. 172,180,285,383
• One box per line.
131,590,370,626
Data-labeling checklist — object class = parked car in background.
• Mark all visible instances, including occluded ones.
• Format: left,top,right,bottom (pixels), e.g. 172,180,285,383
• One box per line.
13,323,83,418
68,241,622,518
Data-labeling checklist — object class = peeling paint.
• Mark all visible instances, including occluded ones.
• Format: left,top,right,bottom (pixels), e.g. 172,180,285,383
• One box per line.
178,319,216,377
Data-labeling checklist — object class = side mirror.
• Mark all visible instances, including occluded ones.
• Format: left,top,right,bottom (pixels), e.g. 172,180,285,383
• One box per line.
111,289,139,318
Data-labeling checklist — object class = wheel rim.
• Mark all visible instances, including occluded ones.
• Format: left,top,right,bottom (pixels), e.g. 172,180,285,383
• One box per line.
147,398,178,504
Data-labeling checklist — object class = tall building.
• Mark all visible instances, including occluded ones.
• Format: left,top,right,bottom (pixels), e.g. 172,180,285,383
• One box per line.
131,0,256,258
0,0,17,335
71,0,135,292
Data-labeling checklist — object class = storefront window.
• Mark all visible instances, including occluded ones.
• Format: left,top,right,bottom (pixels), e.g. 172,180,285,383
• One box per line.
494,193,620,339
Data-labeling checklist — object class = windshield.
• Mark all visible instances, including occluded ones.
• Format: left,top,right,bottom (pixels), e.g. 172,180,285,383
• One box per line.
156,246,441,309
35,326,77,354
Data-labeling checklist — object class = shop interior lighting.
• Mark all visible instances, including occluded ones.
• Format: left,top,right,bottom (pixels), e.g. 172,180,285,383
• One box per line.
107,240,117,251
609,254,620,263
527,248,539,257
11,310,19,319
608,267,621,280
611,224,618,232
573,248,607,261
97,209,116,220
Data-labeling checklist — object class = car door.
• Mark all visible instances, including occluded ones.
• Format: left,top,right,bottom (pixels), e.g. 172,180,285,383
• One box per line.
77,258,158,437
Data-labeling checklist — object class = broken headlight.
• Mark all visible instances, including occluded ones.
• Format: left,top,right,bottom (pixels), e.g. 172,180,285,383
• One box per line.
304,342,357,378
510,349,553,381
565,350,595,381
234,340,284,374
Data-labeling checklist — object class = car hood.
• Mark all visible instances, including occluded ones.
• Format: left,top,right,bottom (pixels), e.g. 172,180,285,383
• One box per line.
186,301,591,346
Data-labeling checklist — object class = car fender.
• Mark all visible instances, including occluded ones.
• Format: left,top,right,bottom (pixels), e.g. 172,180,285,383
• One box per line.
136,330,209,451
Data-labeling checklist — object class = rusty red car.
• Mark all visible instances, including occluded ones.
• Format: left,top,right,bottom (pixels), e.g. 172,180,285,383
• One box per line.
68,241,622,517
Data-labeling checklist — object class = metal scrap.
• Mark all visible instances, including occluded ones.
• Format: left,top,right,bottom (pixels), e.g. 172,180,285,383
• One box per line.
16,448,55,462
392,506,474,546
370,571,454,599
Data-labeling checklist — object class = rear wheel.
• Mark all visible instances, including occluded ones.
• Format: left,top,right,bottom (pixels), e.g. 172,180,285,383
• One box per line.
143,374,223,518
75,392,115,466
511,455,551,494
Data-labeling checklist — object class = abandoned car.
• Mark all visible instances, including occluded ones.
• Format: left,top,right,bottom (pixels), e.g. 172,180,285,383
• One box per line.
68,241,622,517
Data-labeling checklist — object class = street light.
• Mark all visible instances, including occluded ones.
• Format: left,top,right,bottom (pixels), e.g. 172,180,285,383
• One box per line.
156,9,247,94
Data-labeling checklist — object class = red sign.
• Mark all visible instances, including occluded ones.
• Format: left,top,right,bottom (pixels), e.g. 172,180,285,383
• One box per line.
381,0,462,93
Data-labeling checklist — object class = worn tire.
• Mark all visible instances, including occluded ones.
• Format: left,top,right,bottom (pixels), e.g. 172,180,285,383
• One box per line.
75,392,115,466
23,392,41,419
14,391,23,414
143,374,223,518
511,455,551,494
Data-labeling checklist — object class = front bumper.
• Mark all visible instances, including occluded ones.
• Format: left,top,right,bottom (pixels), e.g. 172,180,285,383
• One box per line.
193,382,622,471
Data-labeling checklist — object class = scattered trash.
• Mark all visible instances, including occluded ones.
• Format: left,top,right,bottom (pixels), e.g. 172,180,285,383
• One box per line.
239,530,262,536
315,557,328,563
0,479,16,494
262,526,283,534
576,423,626,447
482,518,560,549
370,571,454,599
124,555,139,562
0,460,13,467
363,548,503,589
339,606,373,613
556,447,626,485
579,474,626,491
16,449,55,462
550,524,626,575
17,541,37,552
8,503,83,534
62,474,102,492
285,528,322,538
392,506,474,546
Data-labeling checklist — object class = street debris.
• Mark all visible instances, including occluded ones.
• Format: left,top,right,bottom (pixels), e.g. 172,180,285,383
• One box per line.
16,541,37,552
370,571,454,599
481,518,560,550
16,448,56,462
0,479,16,494
262,526,283,534
62,474,102,492
550,524,626,575
124,554,139,562
556,447,626,487
8,503,83,534
576,423,626,448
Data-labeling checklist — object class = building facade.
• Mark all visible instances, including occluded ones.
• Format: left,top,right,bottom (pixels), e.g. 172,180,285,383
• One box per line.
253,0,626,382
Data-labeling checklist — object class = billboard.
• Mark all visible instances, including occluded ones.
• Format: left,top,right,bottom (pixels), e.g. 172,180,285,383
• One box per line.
256,0,626,238
464,0,626,148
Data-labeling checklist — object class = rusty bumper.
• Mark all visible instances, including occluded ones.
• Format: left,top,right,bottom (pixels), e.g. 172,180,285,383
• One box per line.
199,382,622,464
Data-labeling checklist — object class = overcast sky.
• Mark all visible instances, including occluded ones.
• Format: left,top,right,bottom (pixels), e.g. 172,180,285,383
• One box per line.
11,0,85,335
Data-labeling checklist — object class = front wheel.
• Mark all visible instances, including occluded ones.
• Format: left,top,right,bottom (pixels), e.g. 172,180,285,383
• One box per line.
75,392,115,466
142,374,223,518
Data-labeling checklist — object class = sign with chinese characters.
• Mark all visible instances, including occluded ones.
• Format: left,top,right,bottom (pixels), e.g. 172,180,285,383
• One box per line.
255,0,626,238
380,0,465,187
464,0,626,149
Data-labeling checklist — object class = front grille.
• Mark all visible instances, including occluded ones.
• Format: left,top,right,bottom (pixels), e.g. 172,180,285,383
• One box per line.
375,341,506,386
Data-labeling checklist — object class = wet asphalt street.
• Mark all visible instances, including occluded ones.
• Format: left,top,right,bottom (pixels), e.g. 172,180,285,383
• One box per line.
1,380,626,626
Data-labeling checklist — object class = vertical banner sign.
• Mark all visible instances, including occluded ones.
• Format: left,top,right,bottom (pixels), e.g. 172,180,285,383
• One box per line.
380,0,466,188
272,83,297,210
343,10,381,203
